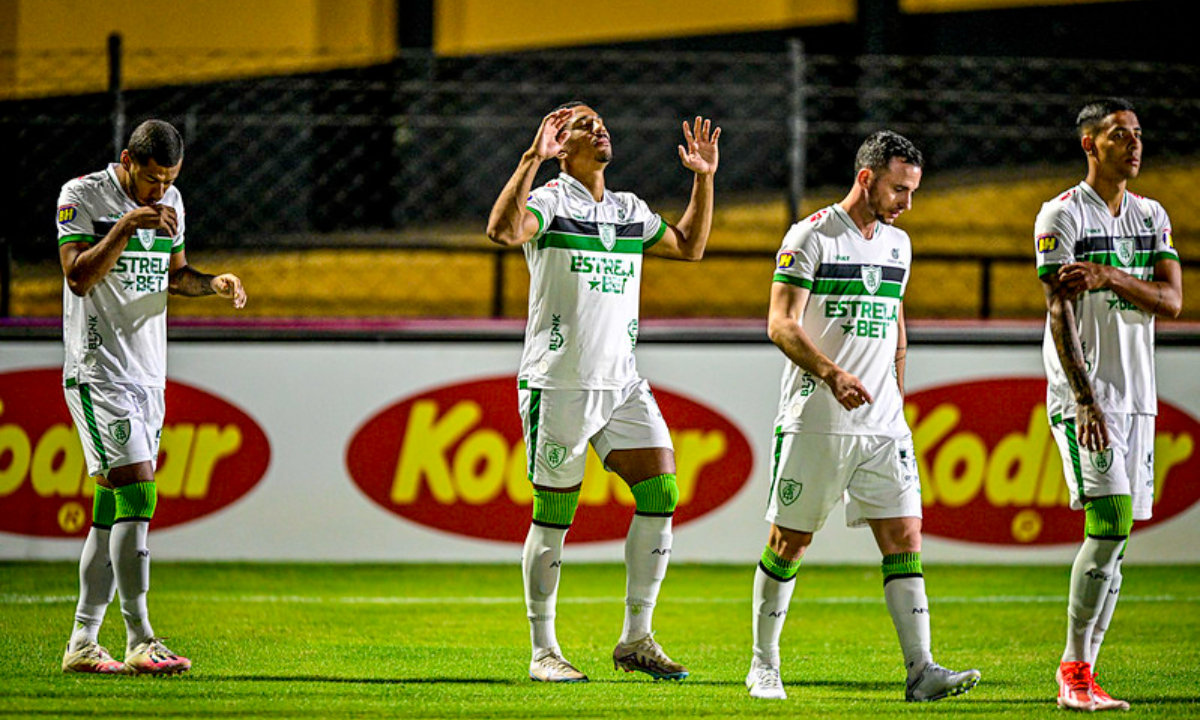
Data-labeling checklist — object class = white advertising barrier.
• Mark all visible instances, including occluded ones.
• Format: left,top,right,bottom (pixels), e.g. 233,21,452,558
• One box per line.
1,341,1199,564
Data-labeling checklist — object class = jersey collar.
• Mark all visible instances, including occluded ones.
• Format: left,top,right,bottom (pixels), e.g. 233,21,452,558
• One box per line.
1078,180,1128,218
831,203,875,240
558,172,604,205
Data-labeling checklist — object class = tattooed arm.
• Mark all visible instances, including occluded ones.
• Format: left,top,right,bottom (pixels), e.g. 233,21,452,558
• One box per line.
1043,273,1107,451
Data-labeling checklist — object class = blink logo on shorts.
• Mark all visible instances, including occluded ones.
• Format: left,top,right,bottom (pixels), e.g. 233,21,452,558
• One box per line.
777,252,796,270
1036,234,1058,253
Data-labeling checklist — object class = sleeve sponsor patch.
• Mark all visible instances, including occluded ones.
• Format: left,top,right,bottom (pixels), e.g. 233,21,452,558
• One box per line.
1036,234,1058,253
777,251,796,270
57,205,77,224
1164,228,1174,249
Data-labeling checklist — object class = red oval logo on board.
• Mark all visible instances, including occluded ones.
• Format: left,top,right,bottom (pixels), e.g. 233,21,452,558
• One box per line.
0,368,270,537
907,378,1200,545
346,376,753,543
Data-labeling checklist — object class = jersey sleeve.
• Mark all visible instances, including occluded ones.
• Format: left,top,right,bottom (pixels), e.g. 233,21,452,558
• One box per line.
56,182,94,244
525,187,556,242
1034,201,1078,279
772,222,820,289
1151,202,1179,265
621,194,667,249
171,194,186,253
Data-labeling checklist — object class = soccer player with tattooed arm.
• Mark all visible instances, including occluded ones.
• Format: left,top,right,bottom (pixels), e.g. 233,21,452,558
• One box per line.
487,101,719,683
1038,98,1182,712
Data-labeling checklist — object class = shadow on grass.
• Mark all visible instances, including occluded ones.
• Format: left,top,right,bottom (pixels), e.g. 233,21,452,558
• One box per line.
204,675,521,685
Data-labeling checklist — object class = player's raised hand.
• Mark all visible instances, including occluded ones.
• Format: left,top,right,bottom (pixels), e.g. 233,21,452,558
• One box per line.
828,369,873,411
530,108,574,161
211,273,247,309
678,116,720,175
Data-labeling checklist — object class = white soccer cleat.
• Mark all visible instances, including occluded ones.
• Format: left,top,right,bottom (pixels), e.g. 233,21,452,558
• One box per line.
906,661,981,702
745,659,787,700
62,641,124,674
612,633,689,680
1090,673,1131,712
529,649,588,683
123,638,191,676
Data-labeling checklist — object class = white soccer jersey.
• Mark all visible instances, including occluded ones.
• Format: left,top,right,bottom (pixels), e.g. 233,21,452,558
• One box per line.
1036,182,1178,419
772,204,911,436
519,172,667,389
57,164,185,389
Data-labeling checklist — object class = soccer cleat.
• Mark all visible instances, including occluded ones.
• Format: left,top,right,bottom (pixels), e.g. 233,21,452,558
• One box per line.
1091,673,1131,711
1057,661,1096,711
123,638,191,676
745,659,787,700
612,633,689,680
62,641,125,674
905,662,981,702
529,649,588,683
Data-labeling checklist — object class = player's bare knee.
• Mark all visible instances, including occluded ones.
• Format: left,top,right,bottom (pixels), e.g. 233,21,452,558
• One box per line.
769,524,813,561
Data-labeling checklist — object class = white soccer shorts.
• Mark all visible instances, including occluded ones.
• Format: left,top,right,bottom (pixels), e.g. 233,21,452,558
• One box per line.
518,378,674,489
766,432,922,532
63,381,164,478
1049,412,1155,520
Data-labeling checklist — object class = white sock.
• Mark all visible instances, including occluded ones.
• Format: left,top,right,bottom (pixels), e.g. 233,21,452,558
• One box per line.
885,577,934,679
68,526,115,652
620,514,672,644
1063,536,1123,663
110,520,154,652
523,523,566,659
752,565,796,668
1088,555,1123,668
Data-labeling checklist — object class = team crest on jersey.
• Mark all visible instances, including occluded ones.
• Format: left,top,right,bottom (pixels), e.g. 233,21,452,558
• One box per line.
1091,448,1114,474
109,419,131,446
135,228,156,251
1037,234,1058,253
777,252,795,270
545,442,567,469
1115,238,1135,267
57,205,78,225
861,265,882,295
778,478,803,506
598,223,617,251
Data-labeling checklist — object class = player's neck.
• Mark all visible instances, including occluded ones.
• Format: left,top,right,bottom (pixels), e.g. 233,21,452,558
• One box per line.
1083,171,1127,217
838,192,878,240
562,164,606,202
113,164,137,204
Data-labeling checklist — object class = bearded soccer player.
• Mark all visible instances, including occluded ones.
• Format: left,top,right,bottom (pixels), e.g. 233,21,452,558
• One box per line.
746,131,980,702
486,102,719,682
58,119,247,675
1038,98,1182,712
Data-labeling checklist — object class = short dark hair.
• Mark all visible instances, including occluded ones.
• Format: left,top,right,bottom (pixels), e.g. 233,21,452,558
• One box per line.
127,120,184,166
854,130,923,174
1076,97,1136,137
552,100,588,114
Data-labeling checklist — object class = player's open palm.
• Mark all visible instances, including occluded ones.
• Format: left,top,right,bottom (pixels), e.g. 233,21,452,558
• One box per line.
678,116,720,175
532,108,573,161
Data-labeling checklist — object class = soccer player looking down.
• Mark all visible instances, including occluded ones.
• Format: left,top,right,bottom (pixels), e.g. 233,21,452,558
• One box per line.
57,119,246,676
486,102,719,683
746,131,980,702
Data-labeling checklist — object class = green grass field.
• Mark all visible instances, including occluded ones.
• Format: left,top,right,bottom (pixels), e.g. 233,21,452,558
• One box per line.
1,562,1197,718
